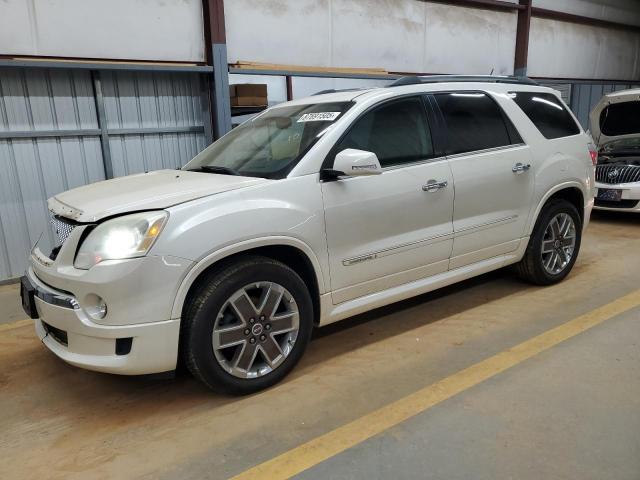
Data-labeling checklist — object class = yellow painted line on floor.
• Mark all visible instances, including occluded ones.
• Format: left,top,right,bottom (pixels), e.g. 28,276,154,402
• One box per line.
232,289,640,480
0,319,32,331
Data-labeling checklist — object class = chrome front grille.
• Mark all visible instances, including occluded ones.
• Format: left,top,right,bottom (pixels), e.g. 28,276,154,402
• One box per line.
50,212,77,246
595,164,640,184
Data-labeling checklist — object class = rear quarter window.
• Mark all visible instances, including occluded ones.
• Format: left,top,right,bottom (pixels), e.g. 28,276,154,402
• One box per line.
510,92,580,139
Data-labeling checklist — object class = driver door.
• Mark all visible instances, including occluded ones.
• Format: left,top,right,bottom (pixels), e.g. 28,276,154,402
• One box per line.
321,96,455,304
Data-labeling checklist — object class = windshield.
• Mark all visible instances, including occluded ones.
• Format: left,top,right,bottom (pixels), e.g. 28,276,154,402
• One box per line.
184,102,353,179
600,101,640,137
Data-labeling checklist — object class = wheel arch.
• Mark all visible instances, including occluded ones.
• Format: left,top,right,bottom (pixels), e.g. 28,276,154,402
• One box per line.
172,237,325,325
528,182,586,235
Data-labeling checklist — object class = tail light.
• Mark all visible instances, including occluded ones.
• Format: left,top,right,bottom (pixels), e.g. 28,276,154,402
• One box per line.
588,143,598,166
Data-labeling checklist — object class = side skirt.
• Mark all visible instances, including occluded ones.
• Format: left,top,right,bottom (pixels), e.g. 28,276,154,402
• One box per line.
318,237,528,326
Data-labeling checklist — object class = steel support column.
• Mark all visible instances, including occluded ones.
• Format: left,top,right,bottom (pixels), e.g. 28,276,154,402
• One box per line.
91,71,114,179
199,74,214,144
286,75,293,101
203,0,231,140
211,43,232,138
514,0,532,77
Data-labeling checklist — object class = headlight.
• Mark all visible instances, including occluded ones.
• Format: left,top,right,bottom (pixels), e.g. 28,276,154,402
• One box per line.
74,211,168,270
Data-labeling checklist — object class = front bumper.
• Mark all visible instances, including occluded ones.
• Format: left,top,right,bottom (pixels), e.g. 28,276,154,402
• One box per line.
25,222,194,375
27,266,181,375
594,182,640,212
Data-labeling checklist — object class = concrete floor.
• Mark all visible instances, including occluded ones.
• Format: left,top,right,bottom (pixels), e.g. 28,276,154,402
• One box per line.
0,210,639,480
295,310,640,480
0,281,24,326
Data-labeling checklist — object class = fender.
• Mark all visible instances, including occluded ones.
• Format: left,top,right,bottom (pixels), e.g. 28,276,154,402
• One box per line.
526,180,588,235
170,235,326,319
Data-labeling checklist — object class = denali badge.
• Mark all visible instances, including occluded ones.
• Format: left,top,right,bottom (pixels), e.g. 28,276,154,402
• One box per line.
343,254,377,266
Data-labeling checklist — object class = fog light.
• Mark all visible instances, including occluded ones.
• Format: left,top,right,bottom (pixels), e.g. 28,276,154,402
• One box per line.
85,294,107,320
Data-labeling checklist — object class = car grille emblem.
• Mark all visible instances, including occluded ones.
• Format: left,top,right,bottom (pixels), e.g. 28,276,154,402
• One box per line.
608,169,619,179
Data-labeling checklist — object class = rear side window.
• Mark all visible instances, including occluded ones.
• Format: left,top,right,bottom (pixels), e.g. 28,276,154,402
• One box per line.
434,92,521,155
335,96,434,168
511,92,580,139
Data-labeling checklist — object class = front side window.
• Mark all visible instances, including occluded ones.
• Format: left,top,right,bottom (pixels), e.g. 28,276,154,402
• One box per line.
184,102,352,179
511,92,580,139
334,97,434,168
435,92,519,155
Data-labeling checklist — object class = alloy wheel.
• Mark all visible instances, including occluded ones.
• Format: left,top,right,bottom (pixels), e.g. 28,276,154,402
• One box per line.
211,282,300,379
541,212,576,275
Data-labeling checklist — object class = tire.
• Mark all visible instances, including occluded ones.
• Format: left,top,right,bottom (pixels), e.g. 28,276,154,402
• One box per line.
515,199,582,286
181,256,313,395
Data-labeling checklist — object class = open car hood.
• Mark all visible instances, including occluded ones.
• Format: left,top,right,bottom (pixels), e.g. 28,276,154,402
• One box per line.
48,169,269,222
590,88,640,147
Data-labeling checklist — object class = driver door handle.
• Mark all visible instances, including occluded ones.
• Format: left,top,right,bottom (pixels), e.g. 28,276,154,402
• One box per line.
422,180,448,192
512,162,531,173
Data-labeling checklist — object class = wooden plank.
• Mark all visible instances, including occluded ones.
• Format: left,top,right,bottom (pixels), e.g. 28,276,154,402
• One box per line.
231,61,388,76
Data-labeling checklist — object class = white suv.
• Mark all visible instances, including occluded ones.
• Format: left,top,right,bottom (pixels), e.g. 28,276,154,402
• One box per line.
21,76,595,394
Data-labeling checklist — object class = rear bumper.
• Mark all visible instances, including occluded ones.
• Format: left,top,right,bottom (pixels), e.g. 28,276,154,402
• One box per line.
27,266,180,375
583,195,594,230
594,182,640,212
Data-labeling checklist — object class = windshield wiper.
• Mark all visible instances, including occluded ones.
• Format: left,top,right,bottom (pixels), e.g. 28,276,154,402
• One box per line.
187,165,240,176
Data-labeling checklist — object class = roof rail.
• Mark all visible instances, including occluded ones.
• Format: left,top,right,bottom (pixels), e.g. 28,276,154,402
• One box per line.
312,88,364,96
388,75,538,87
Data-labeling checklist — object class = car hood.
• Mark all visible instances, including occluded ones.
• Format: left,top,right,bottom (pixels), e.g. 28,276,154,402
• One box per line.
48,169,269,222
590,89,640,146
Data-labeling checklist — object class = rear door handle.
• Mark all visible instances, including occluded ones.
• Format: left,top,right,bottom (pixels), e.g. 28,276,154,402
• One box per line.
512,162,531,173
422,180,448,192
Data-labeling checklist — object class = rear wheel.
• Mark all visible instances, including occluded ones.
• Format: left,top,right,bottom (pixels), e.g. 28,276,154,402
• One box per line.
181,256,313,394
516,199,582,285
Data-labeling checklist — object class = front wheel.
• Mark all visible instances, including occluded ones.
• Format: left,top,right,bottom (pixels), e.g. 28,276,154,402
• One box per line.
181,256,314,395
516,199,582,285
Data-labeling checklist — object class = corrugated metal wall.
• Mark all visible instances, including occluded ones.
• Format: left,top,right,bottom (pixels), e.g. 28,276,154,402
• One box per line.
0,68,105,281
102,71,207,176
538,82,572,104
0,68,208,281
570,83,640,130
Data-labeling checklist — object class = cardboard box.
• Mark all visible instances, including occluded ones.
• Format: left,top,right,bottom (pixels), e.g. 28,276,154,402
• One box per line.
233,83,267,97
230,84,268,107
231,96,267,107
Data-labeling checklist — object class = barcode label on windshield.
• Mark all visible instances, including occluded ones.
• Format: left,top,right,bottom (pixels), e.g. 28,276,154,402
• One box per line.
297,112,341,123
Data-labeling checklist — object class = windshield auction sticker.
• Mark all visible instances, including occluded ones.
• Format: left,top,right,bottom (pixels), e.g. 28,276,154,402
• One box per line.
297,112,341,123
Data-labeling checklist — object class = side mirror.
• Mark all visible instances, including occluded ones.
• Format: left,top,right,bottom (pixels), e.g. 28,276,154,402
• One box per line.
332,149,382,177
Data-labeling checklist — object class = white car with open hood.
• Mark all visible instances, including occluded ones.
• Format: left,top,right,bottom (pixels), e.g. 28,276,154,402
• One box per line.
21,76,595,394
590,88,640,212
